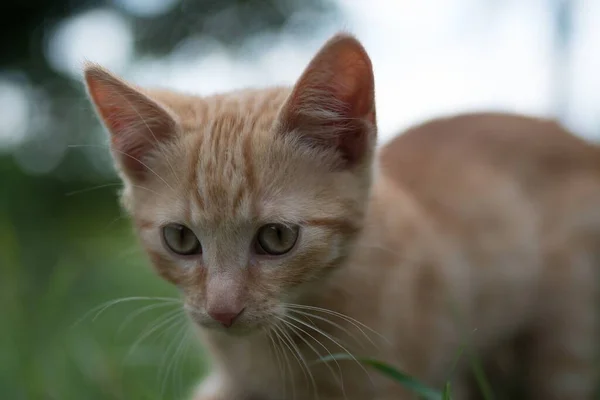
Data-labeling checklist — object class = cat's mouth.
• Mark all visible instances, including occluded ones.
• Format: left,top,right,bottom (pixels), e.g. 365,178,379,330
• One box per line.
185,307,266,335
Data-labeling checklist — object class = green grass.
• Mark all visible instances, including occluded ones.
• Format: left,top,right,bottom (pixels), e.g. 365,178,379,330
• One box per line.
1,163,209,400
319,345,492,400
1,214,208,399
319,354,444,399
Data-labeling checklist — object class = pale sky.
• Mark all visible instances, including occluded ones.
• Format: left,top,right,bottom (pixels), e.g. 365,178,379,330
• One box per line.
2,0,600,152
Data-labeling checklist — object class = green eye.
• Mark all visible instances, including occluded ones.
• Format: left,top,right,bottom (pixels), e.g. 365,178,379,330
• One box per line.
162,224,201,255
254,224,299,256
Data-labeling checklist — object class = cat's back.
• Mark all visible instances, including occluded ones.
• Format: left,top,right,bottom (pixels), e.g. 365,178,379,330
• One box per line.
379,111,600,192
379,112,600,227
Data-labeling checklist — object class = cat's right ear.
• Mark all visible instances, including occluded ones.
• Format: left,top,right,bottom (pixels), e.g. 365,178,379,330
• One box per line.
277,33,376,169
83,63,178,181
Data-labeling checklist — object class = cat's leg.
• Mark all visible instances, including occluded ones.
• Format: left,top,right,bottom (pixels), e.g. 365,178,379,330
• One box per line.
526,246,599,399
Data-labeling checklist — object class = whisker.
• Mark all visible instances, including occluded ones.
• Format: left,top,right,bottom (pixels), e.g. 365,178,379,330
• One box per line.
285,313,373,385
279,316,346,398
117,301,180,336
160,319,189,398
65,182,165,198
285,303,389,345
174,328,192,400
287,308,370,349
265,328,286,396
154,311,187,346
65,182,123,196
272,323,298,400
126,308,184,361
68,144,176,193
276,321,318,400
71,296,181,328
101,215,126,232
277,318,321,400
129,184,166,198
158,318,183,388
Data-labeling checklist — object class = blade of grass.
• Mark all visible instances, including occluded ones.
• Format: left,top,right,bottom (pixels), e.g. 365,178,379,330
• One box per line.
318,353,442,400
447,301,494,400
467,347,494,400
442,382,452,400
439,345,464,400
448,345,465,376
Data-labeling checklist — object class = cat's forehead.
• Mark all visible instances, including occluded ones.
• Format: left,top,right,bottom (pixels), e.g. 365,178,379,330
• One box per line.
151,86,291,132
170,87,310,225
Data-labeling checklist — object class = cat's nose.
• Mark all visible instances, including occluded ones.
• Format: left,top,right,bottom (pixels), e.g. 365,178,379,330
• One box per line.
208,308,244,328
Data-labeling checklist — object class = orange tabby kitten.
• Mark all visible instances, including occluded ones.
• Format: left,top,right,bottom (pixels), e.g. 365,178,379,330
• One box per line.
83,32,598,399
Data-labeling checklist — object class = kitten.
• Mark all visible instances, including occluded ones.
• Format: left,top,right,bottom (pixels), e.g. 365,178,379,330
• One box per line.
83,32,599,399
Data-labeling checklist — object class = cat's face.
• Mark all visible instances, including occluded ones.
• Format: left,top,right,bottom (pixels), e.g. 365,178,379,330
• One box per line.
84,33,377,334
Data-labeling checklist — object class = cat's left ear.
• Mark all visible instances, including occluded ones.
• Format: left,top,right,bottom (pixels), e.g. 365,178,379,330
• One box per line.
277,33,376,169
83,64,178,181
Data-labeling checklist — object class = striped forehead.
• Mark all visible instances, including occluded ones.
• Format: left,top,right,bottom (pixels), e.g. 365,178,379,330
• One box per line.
185,90,288,222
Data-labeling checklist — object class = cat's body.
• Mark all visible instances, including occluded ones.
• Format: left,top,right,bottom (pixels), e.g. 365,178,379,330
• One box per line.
84,33,599,399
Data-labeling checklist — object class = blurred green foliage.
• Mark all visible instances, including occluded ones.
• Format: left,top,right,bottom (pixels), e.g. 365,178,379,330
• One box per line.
0,156,208,399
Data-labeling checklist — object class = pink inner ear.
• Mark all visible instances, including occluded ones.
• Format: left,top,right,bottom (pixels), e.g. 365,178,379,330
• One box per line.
85,67,176,180
280,34,376,167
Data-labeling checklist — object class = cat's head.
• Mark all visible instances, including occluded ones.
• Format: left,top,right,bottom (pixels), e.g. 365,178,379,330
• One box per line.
84,33,377,334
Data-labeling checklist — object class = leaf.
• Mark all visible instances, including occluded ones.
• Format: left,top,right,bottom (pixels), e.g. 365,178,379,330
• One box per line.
317,353,442,400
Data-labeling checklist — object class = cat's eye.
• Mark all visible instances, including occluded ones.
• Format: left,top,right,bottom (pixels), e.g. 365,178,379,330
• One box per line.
254,223,299,256
162,224,202,255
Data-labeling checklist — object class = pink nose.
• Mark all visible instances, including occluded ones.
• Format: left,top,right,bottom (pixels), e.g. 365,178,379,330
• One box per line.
208,308,244,328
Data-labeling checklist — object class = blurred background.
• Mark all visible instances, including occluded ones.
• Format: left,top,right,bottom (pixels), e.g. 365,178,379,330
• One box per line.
2,0,600,399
